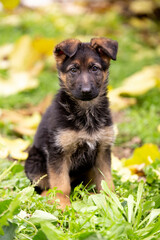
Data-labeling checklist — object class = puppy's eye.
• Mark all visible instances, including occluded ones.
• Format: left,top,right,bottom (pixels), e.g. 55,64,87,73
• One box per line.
92,65,99,72
70,67,77,73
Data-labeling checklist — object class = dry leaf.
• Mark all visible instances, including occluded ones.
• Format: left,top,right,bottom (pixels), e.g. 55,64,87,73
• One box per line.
117,65,160,96
112,154,138,182
109,65,160,111
32,38,56,56
108,89,136,111
0,108,41,136
9,35,56,71
14,112,41,136
1,0,20,10
123,144,160,174
0,35,57,96
0,95,52,137
129,0,154,15
0,94,52,121
0,109,23,123
0,71,39,97
9,35,40,71
0,135,29,160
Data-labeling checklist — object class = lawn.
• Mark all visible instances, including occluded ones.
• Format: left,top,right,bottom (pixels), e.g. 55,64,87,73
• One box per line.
0,1,160,239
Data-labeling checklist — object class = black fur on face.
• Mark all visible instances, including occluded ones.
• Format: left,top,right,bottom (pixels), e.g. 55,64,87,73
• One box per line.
54,38,118,101
55,44,108,102
59,43,110,101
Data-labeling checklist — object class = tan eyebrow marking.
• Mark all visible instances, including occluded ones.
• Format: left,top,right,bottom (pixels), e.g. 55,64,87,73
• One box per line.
66,61,80,71
87,60,102,68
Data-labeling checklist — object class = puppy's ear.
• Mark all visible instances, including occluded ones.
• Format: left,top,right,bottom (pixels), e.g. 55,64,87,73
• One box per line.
90,37,118,60
54,39,81,64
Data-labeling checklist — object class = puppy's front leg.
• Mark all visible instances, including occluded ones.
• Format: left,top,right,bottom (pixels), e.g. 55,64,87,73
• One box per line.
47,159,71,210
90,147,114,192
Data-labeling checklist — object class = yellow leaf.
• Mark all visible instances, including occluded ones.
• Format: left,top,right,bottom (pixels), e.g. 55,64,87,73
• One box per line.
0,136,30,160
1,0,20,10
0,71,38,96
111,154,138,182
14,113,41,136
108,88,136,111
11,151,28,160
129,0,154,15
118,65,160,96
123,144,160,168
158,125,160,132
108,65,160,111
23,113,41,129
32,38,56,56
9,35,40,71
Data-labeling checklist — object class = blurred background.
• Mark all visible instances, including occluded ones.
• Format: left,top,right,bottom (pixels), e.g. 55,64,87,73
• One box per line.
0,0,160,159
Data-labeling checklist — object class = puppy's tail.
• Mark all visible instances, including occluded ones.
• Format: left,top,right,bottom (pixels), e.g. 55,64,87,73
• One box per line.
25,146,49,194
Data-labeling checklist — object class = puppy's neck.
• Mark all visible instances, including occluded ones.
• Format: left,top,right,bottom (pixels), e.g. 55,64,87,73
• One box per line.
76,93,105,110
58,88,111,133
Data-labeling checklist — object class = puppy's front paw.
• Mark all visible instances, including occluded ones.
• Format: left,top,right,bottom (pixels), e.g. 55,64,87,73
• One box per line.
41,191,71,210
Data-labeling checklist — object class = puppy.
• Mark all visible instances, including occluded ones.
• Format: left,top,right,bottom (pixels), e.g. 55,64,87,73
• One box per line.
25,37,118,209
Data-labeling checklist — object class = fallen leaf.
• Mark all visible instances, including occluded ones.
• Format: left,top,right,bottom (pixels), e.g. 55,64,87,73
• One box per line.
32,38,56,56
1,0,20,10
0,94,52,121
129,0,154,15
14,112,41,136
108,89,136,111
0,109,23,123
112,154,138,182
0,135,30,160
117,65,160,96
123,144,160,173
9,35,40,71
0,107,42,136
108,65,160,111
0,94,52,135
0,71,39,97
9,35,56,71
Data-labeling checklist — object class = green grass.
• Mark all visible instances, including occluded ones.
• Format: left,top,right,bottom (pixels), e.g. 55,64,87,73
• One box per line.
117,88,160,145
0,159,160,239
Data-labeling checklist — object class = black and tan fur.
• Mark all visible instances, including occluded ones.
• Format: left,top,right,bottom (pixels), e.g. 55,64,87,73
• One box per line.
25,37,118,209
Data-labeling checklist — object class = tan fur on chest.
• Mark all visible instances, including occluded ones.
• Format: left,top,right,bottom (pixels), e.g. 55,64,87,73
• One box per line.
55,125,114,153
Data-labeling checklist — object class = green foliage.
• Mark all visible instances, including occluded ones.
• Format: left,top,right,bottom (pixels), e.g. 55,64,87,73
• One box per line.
117,88,160,145
0,159,160,239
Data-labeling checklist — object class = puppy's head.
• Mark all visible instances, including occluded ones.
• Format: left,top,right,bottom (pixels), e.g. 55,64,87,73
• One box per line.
54,37,118,101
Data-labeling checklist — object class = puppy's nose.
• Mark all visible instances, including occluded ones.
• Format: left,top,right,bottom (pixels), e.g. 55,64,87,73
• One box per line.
81,86,91,94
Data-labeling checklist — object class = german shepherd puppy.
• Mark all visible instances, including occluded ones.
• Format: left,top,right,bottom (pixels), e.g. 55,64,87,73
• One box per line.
25,37,118,209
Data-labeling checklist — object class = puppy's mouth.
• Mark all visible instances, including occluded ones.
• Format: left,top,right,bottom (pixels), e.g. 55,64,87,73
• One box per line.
80,93,98,101
71,90,99,101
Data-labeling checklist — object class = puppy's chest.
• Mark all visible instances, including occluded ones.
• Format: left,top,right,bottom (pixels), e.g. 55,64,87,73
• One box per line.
55,125,114,154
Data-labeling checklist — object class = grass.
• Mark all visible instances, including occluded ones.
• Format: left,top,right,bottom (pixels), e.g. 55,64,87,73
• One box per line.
0,3,160,239
0,159,160,239
117,88,160,145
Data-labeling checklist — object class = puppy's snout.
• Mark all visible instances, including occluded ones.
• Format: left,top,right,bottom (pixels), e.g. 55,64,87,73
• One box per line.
81,79,92,95
81,85,92,95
